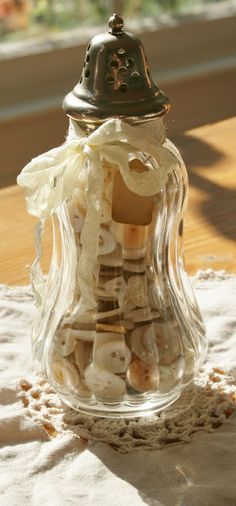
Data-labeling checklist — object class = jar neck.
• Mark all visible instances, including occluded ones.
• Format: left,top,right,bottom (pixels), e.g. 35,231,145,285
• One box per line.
67,115,166,144
67,105,168,129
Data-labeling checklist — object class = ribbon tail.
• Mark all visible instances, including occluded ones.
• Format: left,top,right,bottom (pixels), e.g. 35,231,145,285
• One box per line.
72,151,104,320
31,219,46,309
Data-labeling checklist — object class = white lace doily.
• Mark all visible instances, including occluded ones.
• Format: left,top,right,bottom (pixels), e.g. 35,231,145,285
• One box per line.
13,269,236,454
17,366,236,454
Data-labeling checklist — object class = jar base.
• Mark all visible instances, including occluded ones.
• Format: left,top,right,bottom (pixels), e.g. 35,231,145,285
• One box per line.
60,390,181,418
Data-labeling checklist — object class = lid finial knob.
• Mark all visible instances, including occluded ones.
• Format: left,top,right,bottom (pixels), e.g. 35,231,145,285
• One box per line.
108,13,124,35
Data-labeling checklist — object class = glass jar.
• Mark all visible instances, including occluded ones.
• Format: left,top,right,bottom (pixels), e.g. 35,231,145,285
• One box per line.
30,118,207,418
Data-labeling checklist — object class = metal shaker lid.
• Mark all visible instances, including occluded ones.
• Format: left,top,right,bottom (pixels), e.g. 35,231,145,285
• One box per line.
63,14,170,123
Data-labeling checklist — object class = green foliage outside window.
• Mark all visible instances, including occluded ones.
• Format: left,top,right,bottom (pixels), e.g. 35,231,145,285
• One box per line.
0,0,228,41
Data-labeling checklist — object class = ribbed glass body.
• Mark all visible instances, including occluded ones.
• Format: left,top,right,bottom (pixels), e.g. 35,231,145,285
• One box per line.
32,125,207,418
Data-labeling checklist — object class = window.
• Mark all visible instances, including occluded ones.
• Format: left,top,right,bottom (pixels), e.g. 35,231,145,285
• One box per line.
1,0,235,46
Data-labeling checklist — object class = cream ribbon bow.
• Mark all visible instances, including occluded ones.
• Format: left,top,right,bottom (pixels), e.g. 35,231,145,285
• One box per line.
17,117,177,218
17,117,181,315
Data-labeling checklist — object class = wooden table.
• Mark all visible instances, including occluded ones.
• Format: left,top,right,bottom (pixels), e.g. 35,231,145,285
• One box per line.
0,117,235,286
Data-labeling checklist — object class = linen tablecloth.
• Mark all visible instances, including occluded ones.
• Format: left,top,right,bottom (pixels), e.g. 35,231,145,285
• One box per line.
1,270,236,506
